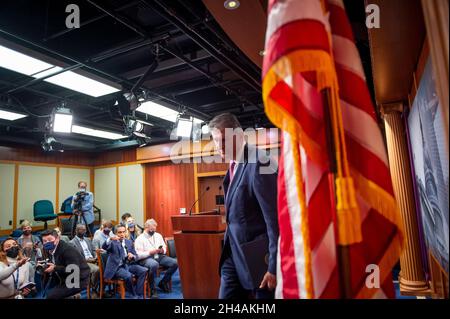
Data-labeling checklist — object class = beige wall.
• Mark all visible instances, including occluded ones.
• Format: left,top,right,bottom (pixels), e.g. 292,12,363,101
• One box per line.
119,164,144,227
0,163,15,230
94,167,117,223
0,161,145,234
17,165,57,228
59,167,91,204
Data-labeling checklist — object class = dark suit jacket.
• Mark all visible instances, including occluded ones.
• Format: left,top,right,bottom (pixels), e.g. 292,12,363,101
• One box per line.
69,237,96,259
219,144,279,289
102,238,137,280
51,240,90,285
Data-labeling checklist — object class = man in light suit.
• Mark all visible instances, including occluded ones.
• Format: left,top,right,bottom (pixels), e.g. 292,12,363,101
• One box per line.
209,113,279,299
69,224,99,291
102,224,147,299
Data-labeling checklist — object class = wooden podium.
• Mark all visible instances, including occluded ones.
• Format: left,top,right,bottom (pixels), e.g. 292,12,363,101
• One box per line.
172,213,226,299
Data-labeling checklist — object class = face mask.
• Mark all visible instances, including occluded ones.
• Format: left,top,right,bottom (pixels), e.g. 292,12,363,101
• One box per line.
79,188,86,192
128,223,135,228
23,230,32,236
103,228,111,235
148,230,155,236
6,246,19,259
43,241,56,251
76,232,85,239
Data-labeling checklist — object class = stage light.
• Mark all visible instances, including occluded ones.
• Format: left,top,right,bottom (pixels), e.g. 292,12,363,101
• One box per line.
53,107,73,133
176,115,193,138
41,136,63,152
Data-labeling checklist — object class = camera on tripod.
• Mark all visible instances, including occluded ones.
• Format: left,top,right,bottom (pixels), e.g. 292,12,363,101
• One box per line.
73,191,87,214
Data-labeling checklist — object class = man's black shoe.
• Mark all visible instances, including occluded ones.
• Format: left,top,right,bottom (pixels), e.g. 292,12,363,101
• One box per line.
158,281,170,293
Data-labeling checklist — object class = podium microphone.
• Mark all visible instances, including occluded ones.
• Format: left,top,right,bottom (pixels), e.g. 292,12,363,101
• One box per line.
189,186,210,216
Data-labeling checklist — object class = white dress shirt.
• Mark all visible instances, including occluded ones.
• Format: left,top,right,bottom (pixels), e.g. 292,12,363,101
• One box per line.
134,231,166,260
76,236,93,259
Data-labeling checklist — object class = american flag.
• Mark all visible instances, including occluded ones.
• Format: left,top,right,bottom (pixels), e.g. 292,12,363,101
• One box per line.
262,0,404,298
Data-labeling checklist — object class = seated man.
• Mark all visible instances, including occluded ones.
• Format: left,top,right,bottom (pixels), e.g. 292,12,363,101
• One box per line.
92,220,114,251
135,219,178,293
102,225,147,299
40,229,90,299
69,224,99,292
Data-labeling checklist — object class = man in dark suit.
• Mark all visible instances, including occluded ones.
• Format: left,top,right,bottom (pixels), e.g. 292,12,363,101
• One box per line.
102,224,147,299
40,229,90,299
209,113,279,299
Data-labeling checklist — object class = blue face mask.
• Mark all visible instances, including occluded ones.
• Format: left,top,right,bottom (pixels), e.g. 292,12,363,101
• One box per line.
43,241,56,251
128,223,135,228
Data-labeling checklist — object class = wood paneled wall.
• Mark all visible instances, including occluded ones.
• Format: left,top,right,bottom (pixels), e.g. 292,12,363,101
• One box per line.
198,176,225,212
94,148,137,166
197,156,229,173
0,145,94,166
144,161,195,237
0,145,137,167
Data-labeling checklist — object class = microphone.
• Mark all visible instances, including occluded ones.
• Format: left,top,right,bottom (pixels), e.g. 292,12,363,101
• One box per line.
217,186,223,214
189,186,210,216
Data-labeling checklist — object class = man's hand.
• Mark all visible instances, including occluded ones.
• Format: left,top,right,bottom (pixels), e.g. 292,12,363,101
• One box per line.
110,236,120,241
149,249,159,255
127,253,135,260
44,262,55,273
259,272,276,290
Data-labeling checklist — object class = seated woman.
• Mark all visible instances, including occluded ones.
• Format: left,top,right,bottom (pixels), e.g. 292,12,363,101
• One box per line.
16,220,43,280
126,217,141,242
0,238,35,299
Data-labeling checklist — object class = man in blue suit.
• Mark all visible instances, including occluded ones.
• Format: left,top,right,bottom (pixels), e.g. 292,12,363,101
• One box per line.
102,224,147,298
209,113,279,299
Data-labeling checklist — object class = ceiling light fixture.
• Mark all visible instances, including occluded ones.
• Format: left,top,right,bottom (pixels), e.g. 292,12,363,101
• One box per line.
0,108,27,121
136,101,179,123
224,0,240,10
72,125,127,140
0,43,121,97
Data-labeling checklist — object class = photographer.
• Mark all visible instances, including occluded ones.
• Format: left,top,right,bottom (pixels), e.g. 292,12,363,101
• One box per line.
0,238,34,299
40,229,90,299
71,181,95,236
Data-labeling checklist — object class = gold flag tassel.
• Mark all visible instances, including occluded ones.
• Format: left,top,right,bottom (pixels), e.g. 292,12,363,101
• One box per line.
330,80,363,245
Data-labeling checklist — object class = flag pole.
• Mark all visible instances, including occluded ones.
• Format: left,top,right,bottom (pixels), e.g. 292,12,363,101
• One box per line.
322,88,352,299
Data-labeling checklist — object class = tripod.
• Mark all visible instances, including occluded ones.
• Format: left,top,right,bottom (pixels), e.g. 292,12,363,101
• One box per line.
70,205,93,238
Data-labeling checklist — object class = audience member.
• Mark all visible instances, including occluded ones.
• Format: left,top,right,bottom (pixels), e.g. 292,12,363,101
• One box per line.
135,219,178,293
102,224,147,299
93,220,115,251
125,217,141,242
69,224,99,292
0,238,34,299
40,229,90,299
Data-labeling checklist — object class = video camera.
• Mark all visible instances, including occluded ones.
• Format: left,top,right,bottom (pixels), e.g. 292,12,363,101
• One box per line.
73,191,87,213
36,258,51,275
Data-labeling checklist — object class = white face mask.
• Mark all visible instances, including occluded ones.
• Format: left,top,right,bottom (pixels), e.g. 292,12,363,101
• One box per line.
79,187,86,192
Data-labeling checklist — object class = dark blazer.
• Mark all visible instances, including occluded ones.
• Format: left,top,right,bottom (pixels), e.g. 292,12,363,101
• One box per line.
51,240,90,285
102,238,137,280
69,237,96,259
219,144,279,290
